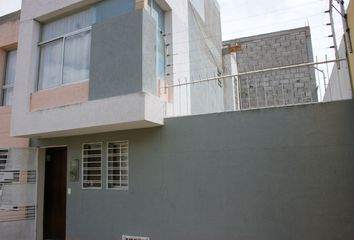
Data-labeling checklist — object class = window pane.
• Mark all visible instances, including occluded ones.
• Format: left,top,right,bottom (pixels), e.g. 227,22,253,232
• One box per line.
157,33,166,81
42,9,91,41
38,39,63,90
150,1,166,81
151,1,165,31
4,50,17,85
2,88,13,106
63,31,91,84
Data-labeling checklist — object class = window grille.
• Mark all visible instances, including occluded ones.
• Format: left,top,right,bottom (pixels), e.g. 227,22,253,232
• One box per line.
107,141,129,190
0,149,8,170
82,143,102,189
0,148,37,222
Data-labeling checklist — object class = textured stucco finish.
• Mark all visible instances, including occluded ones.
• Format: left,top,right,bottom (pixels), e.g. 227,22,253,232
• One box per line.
94,0,135,23
30,80,89,112
33,100,354,240
89,9,156,100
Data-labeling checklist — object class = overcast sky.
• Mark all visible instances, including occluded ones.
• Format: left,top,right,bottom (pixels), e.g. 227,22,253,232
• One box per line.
0,0,21,16
0,0,348,60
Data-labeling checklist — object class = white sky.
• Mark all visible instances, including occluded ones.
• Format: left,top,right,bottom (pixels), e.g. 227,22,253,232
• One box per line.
219,0,348,61
0,0,348,61
0,0,21,16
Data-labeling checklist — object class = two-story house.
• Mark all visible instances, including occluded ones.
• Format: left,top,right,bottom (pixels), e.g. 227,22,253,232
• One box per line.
1,0,223,239
1,1,354,240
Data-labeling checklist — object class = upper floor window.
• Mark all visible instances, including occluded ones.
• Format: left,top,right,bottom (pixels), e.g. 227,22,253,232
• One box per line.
1,49,17,106
148,0,166,82
38,9,91,90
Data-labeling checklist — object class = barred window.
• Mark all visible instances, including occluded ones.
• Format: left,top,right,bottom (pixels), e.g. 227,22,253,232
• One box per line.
107,141,128,190
0,149,8,170
82,143,102,189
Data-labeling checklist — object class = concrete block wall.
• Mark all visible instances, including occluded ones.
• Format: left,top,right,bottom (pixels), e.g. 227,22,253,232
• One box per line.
224,27,318,109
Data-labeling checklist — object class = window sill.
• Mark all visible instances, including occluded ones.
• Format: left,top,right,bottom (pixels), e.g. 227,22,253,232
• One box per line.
36,79,89,93
0,106,11,113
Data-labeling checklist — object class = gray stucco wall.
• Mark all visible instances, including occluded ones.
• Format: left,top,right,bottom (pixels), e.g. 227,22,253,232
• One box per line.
33,100,354,240
89,9,156,100
93,0,135,24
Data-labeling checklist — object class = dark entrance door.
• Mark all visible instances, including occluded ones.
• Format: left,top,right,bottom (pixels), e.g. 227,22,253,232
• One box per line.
43,147,67,240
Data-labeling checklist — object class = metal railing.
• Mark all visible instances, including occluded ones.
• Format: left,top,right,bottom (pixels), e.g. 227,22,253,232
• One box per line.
163,58,352,117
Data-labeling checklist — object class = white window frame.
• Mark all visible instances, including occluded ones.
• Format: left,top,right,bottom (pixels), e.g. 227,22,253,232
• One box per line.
106,141,129,191
1,84,13,106
37,26,92,90
148,0,167,82
1,50,16,106
81,142,103,190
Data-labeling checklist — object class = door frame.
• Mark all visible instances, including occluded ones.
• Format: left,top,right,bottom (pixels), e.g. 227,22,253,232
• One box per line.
36,145,68,240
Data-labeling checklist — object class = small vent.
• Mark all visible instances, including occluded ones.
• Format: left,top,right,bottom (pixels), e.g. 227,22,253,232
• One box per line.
122,236,149,240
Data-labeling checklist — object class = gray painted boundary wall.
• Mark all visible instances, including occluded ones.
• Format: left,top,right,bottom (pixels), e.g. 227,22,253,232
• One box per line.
89,9,156,100
34,100,354,240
